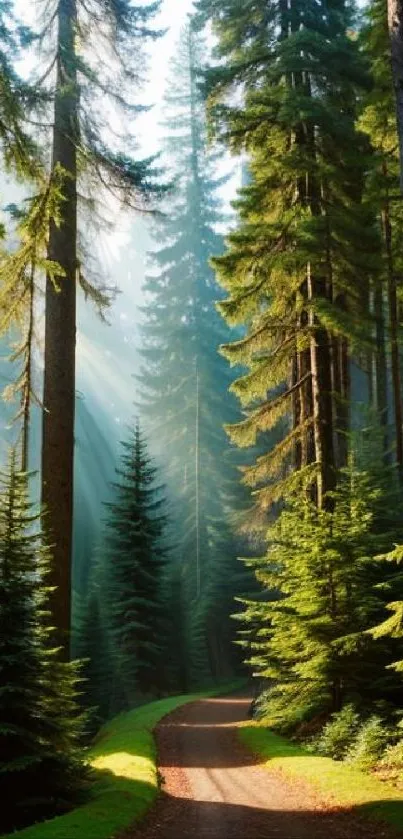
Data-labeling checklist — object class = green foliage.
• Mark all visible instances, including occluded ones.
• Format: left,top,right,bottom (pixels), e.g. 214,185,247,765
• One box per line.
195,0,376,507
314,705,360,760
238,460,403,723
3,687,240,839
380,737,403,777
137,23,254,688
345,716,390,770
0,451,88,834
99,421,170,709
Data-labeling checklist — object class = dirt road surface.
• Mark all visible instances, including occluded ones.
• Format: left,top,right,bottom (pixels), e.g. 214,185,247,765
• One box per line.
122,695,397,839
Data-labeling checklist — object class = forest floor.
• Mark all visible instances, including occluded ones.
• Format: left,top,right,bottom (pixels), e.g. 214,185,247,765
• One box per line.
121,693,399,839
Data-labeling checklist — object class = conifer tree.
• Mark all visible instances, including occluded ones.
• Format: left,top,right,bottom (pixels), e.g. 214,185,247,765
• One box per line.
137,22,249,686
38,0,165,655
0,1,40,178
0,452,87,834
239,463,403,728
101,421,169,707
195,0,376,512
388,0,403,188
360,0,403,474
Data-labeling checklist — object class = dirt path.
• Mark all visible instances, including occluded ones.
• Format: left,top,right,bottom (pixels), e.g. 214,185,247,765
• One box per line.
122,694,396,839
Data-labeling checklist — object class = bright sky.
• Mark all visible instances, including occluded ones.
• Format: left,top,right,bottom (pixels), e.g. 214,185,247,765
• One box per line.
139,0,195,153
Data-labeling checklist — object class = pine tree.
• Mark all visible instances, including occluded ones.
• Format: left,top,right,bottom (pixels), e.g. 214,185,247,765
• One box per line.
359,0,403,474
388,0,403,189
195,0,377,512
73,580,114,729
137,22,250,686
101,421,169,708
239,463,403,730
0,1,40,178
38,0,165,655
0,452,87,834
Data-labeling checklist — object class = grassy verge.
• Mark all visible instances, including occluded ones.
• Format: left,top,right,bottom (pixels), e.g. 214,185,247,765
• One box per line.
5,685,241,839
240,723,403,832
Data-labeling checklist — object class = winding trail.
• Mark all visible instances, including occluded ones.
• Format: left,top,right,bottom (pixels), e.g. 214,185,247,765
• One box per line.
122,694,396,839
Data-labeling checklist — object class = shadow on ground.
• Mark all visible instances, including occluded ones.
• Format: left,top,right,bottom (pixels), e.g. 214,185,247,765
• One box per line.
121,791,403,839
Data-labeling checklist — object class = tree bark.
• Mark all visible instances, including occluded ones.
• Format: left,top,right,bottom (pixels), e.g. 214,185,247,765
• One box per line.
374,278,389,458
42,0,78,658
308,265,336,509
388,0,403,191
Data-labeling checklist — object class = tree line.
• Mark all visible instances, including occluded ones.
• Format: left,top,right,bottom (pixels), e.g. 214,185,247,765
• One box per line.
193,0,403,743
3,0,403,833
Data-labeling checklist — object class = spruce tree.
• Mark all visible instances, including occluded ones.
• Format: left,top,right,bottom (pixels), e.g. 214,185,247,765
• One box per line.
0,452,87,834
137,23,250,686
101,421,169,708
387,0,403,188
359,0,403,474
38,0,165,655
239,463,403,729
195,0,376,511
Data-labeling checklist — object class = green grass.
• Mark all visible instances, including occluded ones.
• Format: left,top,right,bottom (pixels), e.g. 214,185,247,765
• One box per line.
4,686,241,839
239,723,403,831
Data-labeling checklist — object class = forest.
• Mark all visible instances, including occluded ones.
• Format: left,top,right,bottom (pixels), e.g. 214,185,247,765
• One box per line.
3,0,403,837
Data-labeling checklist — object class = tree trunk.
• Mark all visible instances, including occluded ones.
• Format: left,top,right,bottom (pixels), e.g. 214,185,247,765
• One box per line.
308,265,336,509
21,263,35,473
388,0,403,191
374,278,389,458
42,0,78,658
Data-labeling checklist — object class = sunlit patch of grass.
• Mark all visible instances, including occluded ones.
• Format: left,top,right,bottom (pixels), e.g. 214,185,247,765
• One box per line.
239,723,403,832
3,686,242,839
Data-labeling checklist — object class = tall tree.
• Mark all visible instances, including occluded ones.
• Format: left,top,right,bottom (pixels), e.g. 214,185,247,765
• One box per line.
388,0,403,189
195,0,375,512
39,0,164,655
360,0,403,474
137,23,249,686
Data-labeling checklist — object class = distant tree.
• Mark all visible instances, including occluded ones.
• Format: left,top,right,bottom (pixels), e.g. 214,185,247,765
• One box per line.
0,452,87,834
137,22,251,687
72,564,114,729
101,421,169,707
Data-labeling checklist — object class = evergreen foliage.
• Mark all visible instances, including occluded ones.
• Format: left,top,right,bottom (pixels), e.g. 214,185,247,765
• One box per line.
314,705,361,761
195,0,376,510
239,462,403,729
100,421,169,709
359,0,403,470
137,23,252,687
345,716,390,770
0,451,88,834
36,0,167,652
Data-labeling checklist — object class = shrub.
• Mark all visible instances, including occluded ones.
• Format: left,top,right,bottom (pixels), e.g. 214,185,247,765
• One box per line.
345,716,390,770
314,704,360,760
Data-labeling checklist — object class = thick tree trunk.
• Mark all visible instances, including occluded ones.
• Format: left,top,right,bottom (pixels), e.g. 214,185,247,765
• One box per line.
388,0,403,191
42,0,78,657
